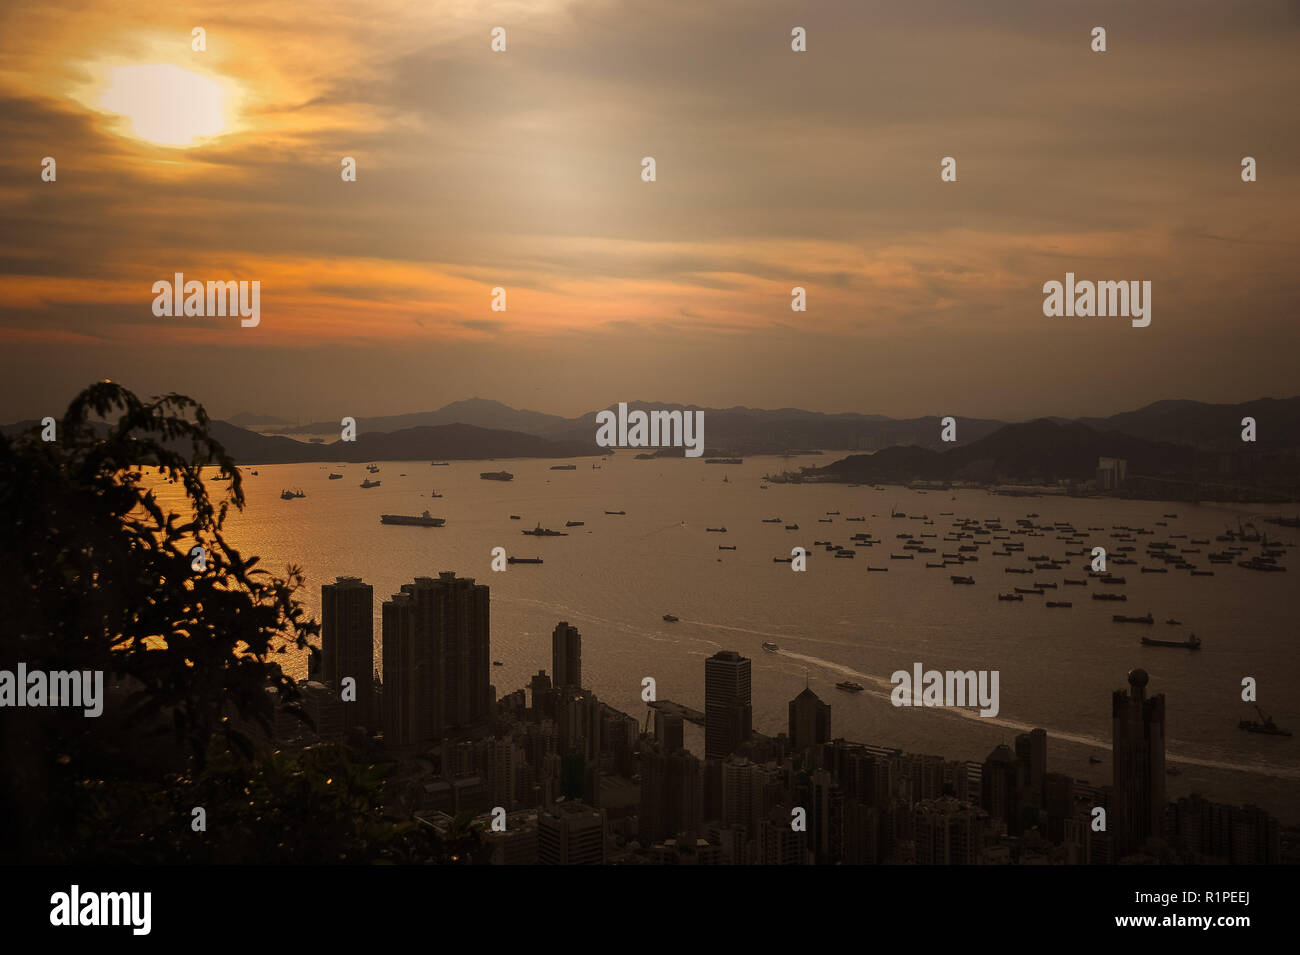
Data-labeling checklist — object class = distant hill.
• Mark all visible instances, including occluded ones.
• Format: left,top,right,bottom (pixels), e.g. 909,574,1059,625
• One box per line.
276,398,569,437
807,419,1200,485
1078,397,1300,452
0,417,600,465
226,411,291,428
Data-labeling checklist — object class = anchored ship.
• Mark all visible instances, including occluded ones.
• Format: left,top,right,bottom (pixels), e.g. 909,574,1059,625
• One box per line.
1141,633,1201,649
480,470,514,481
380,511,445,527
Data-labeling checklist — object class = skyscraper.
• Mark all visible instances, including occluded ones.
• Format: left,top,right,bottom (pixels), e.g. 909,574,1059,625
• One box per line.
705,650,752,760
320,576,374,732
788,685,831,753
1112,668,1165,857
551,621,581,689
380,572,491,747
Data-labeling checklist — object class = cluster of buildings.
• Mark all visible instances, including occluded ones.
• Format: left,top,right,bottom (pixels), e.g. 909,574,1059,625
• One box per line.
271,573,1280,865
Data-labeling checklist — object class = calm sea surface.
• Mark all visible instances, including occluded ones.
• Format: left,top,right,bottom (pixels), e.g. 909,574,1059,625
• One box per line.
157,453,1300,822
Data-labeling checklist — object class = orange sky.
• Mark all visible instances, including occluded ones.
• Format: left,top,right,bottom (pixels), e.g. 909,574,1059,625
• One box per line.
1,0,1297,422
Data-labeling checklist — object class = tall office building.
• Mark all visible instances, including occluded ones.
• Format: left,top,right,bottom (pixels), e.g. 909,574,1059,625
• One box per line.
1112,668,1165,857
380,572,491,747
638,744,703,845
705,650,752,760
551,621,581,688
320,576,374,731
1015,727,1047,808
788,685,831,752
538,801,606,864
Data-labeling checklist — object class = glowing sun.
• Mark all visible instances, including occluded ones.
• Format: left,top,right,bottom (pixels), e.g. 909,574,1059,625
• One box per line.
98,63,229,147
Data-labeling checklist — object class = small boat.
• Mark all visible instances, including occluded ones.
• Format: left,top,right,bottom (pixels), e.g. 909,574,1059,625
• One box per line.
1165,618,1181,625
1113,613,1155,624
480,470,514,481
785,524,799,530
835,680,865,693
662,614,679,622
997,593,1023,601
605,510,626,515
1015,587,1044,595
1088,756,1102,764
507,556,543,564
867,566,889,572
510,515,521,520
773,557,793,563
328,473,343,480
761,641,779,652
250,470,258,476
762,518,783,523
719,545,737,550
706,527,727,533
550,464,577,470
565,520,585,527
430,461,449,466
950,575,974,585
492,661,504,666
1239,706,1292,736
834,550,855,558
429,490,443,498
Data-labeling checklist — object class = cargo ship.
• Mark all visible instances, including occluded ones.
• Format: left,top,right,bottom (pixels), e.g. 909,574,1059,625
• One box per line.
565,520,585,527
380,511,444,527
550,464,577,470
360,478,380,488
1114,613,1154,624
1141,633,1200,649
523,524,567,536
705,458,743,465
480,470,514,481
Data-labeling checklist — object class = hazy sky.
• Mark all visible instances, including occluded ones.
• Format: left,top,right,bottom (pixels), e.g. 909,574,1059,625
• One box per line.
2,0,1297,423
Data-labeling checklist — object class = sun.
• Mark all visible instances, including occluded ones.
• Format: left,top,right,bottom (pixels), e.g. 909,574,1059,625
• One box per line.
98,63,229,147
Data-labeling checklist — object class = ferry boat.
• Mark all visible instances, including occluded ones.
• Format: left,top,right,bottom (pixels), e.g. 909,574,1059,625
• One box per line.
507,556,543,564
761,641,779,652
480,470,514,481
835,680,865,693
380,511,444,527
1142,633,1200,649
360,478,380,488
